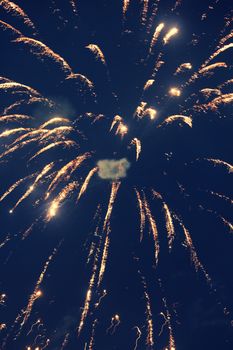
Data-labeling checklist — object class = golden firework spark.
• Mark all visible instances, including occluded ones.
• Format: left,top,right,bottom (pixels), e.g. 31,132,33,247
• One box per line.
97,183,120,286
77,167,98,202
200,88,221,98
30,140,77,161
0,82,40,96
0,127,32,138
10,163,54,212
175,62,192,75
162,297,176,350
14,245,60,337
13,37,72,74
0,173,36,203
0,114,32,123
10,129,48,146
97,227,110,287
143,79,155,91
144,107,157,120
175,216,211,283
152,190,175,250
205,93,233,111
163,27,179,44
46,181,78,221
207,43,233,64
66,73,95,90
86,44,106,65
46,152,90,197
145,291,154,346
161,115,192,128
0,0,36,30
123,0,130,17
199,62,227,74
221,217,233,233
135,189,146,241
40,126,74,140
150,22,165,52
39,117,70,129
0,138,40,159
143,193,160,264
204,158,233,173
116,122,128,138
103,182,121,231
169,87,181,97
131,138,141,161
163,203,175,250
78,241,100,336
141,0,149,24
0,19,22,36
110,115,128,137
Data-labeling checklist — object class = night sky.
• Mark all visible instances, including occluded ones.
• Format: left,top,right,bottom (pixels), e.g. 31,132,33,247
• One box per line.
0,1,233,349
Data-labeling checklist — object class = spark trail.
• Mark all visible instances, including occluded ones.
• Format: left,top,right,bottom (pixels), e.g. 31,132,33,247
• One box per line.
103,182,121,231
13,37,72,75
143,192,160,265
10,162,54,212
131,138,141,161
77,167,98,202
2,244,61,348
77,238,100,336
135,189,146,242
46,181,78,221
46,153,90,198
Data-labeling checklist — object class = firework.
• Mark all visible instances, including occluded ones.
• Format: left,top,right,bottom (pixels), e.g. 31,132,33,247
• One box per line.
163,27,179,45
131,138,141,161
168,87,181,97
86,44,106,66
150,22,165,52
0,1,232,349
77,167,98,202
174,62,192,75
160,115,192,128
46,181,78,221
123,0,130,18
0,0,36,31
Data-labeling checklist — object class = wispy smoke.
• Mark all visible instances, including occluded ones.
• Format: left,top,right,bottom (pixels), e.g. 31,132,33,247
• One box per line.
97,158,130,180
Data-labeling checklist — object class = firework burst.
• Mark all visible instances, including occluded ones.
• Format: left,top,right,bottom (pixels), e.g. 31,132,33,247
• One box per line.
0,1,232,349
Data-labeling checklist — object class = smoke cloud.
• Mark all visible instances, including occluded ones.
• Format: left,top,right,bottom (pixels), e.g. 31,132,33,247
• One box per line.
97,158,130,180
